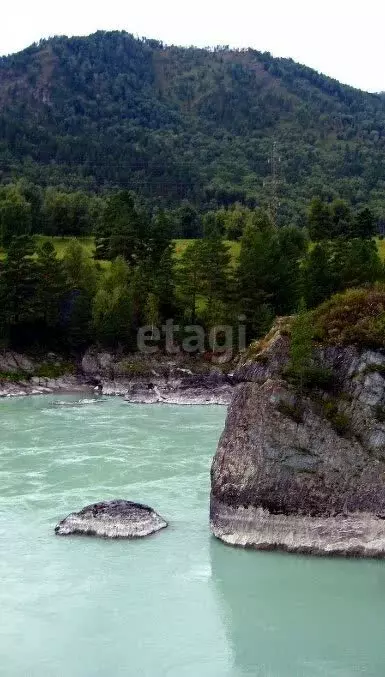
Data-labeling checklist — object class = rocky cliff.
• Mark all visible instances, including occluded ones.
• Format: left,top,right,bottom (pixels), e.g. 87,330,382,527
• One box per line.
210,312,385,557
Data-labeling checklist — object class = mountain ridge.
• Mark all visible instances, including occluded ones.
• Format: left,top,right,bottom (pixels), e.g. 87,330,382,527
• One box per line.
1,30,385,222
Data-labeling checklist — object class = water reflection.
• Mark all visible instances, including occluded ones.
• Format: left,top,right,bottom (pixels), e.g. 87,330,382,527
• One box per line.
210,538,385,676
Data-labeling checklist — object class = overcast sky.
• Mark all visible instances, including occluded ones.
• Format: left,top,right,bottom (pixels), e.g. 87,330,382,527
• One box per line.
1,0,383,92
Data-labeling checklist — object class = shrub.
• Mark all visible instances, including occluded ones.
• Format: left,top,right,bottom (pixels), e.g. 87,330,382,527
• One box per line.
329,412,350,436
321,399,351,436
34,362,76,379
0,371,29,383
283,365,334,391
312,286,385,348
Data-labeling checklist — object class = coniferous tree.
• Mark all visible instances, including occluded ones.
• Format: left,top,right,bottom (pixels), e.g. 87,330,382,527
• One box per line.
237,219,277,338
303,242,336,308
273,226,307,314
62,239,97,349
0,187,32,248
353,208,376,239
308,198,332,241
177,241,205,323
200,215,231,317
0,235,38,346
153,244,177,322
149,209,174,266
101,191,149,264
35,241,68,343
331,199,352,237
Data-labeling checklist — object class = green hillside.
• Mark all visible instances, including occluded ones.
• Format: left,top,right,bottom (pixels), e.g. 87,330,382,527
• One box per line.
1,31,385,223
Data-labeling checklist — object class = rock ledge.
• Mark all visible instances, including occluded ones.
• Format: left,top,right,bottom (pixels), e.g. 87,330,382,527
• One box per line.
211,499,385,558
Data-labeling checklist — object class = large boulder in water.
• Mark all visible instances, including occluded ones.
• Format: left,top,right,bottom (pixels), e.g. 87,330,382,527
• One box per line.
55,500,168,538
210,310,385,558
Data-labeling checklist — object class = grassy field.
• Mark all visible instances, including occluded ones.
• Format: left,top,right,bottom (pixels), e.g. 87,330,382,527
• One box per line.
0,236,383,265
0,237,240,265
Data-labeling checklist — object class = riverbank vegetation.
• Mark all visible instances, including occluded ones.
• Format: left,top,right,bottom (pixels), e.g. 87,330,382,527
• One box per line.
0,187,383,356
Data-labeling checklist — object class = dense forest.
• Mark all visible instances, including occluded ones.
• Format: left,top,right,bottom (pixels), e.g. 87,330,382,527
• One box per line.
0,193,382,355
1,31,385,224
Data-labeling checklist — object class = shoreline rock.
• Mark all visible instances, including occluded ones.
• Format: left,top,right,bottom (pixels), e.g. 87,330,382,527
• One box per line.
0,349,235,404
0,377,232,404
55,500,168,538
0,375,94,398
210,320,385,558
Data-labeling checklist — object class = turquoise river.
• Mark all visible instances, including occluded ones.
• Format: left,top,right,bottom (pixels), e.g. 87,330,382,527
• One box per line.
0,395,385,676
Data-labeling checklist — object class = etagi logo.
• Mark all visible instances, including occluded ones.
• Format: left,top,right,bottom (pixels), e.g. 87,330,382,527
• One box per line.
137,316,247,362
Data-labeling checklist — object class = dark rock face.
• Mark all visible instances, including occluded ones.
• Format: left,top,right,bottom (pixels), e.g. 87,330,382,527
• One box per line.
55,500,168,538
211,322,385,557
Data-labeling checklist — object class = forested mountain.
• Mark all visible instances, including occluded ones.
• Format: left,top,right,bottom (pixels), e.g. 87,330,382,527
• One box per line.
1,30,385,223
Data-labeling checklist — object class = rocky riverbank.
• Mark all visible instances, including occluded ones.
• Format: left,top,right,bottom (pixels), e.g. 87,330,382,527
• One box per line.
0,349,234,404
210,312,385,558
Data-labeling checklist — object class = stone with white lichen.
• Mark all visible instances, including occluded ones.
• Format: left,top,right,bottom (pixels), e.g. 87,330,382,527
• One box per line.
55,500,168,538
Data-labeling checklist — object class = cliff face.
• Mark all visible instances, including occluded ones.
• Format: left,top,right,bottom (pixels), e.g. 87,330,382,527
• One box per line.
210,320,385,557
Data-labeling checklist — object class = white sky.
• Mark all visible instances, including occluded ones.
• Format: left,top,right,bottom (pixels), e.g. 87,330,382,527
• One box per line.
1,0,384,92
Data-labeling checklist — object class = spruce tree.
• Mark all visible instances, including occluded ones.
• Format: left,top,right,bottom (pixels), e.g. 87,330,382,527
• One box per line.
237,220,276,338
0,235,38,345
200,217,231,317
303,243,336,308
36,241,68,330
308,198,333,241
353,208,376,239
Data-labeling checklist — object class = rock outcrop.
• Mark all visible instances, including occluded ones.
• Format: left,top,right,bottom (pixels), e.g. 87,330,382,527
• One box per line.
0,348,235,403
81,349,235,404
55,500,168,538
210,320,385,557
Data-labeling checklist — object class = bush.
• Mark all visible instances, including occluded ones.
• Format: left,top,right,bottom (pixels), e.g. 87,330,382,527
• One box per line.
283,365,334,391
0,370,29,383
34,362,76,379
330,412,350,436
312,286,385,348
322,399,350,436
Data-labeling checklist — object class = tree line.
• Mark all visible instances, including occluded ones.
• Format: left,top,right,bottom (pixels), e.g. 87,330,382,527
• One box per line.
0,191,383,355
0,181,381,248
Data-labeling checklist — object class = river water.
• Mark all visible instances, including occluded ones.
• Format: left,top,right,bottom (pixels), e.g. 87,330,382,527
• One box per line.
0,395,385,677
